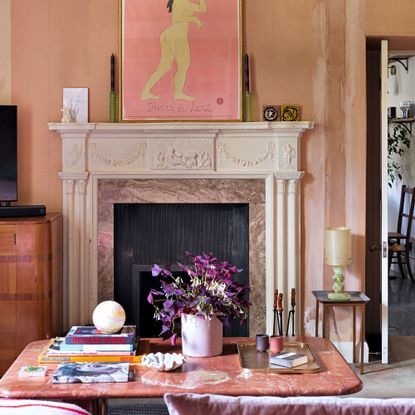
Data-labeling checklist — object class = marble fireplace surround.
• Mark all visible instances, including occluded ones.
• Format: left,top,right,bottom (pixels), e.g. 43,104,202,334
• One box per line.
99,178,264,336
49,121,314,335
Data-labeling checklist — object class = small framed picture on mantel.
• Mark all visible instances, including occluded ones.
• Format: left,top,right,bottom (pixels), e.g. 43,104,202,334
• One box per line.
62,88,89,123
119,0,242,122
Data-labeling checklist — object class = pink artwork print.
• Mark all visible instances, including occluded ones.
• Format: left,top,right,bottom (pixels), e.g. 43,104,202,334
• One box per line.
122,0,241,121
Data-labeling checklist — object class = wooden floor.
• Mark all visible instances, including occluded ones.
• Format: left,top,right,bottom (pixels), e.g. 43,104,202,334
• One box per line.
352,335,415,398
389,276,415,336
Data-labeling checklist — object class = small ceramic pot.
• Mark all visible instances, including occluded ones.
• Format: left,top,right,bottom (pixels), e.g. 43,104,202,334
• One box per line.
269,335,284,354
255,334,269,352
181,314,223,357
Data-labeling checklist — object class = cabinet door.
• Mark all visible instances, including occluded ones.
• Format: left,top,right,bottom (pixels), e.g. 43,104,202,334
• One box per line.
16,223,50,352
0,225,17,375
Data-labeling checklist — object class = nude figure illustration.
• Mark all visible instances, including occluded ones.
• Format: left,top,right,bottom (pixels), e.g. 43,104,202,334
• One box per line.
141,0,207,101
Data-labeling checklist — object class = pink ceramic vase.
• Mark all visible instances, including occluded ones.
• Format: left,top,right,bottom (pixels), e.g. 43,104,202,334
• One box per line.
181,314,223,357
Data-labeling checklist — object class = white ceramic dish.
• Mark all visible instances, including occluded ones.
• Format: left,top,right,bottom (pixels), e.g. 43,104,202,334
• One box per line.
141,352,186,372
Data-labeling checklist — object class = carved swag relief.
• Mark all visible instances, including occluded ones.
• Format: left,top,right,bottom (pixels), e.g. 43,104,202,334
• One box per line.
217,142,275,167
89,143,146,168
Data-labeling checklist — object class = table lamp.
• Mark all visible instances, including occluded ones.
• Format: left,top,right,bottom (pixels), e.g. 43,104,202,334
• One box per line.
325,227,352,300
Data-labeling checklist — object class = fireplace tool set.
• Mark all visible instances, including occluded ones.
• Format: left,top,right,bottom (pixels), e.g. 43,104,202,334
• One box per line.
272,288,296,337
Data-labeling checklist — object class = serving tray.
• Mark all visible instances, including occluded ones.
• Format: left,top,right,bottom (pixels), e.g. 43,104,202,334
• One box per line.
237,341,320,374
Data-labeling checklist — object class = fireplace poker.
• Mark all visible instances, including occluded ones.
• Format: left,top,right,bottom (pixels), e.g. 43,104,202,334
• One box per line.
277,293,283,336
273,289,278,336
286,288,296,337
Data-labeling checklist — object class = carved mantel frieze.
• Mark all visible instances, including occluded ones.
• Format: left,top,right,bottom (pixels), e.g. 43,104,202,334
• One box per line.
50,121,314,175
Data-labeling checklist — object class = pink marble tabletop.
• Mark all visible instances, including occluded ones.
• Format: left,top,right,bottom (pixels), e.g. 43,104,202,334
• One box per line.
0,337,362,399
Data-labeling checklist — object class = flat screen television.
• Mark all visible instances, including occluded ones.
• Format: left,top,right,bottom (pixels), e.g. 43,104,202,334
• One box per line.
0,105,17,203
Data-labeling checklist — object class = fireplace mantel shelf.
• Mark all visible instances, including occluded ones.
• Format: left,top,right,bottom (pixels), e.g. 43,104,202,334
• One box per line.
49,121,314,134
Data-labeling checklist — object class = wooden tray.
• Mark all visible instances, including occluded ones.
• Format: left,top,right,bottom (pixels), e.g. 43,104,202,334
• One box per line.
237,341,321,374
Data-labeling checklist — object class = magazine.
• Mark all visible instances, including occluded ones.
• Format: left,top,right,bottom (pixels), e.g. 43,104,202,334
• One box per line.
52,362,130,384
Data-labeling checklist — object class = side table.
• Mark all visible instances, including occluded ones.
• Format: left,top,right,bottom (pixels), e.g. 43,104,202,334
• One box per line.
312,290,370,374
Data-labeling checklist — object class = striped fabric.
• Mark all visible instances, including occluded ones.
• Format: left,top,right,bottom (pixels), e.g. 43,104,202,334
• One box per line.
0,400,91,415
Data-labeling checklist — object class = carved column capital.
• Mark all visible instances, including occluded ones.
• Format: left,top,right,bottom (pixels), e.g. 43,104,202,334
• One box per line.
59,172,90,196
63,179,75,195
76,179,87,195
274,171,304,181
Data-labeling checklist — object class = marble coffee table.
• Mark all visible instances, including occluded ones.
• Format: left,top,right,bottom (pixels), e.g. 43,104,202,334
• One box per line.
0,337,362,415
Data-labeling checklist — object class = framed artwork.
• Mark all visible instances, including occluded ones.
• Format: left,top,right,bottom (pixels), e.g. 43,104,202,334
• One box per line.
280,105,301,121
63,88,89,123
120,0,242,121
262,105,280,122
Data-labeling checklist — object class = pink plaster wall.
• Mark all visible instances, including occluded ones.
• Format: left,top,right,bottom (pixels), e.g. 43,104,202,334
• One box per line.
11,0,118,211
10,0,415,336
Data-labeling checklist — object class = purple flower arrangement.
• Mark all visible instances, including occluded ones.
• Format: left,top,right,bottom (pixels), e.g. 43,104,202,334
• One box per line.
147,252,250,344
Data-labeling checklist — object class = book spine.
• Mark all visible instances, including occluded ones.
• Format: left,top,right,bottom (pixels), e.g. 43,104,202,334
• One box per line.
39,354,142,364
65,336,134,345
46,350,136,356
61,343,134,352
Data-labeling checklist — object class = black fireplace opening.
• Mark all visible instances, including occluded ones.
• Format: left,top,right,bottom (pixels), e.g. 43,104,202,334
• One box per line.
114,203,249,338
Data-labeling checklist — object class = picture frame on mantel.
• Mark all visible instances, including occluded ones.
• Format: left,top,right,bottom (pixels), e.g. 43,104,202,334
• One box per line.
119,0,242,122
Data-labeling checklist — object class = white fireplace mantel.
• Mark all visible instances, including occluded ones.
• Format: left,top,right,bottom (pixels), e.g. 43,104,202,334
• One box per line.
49,121,314,334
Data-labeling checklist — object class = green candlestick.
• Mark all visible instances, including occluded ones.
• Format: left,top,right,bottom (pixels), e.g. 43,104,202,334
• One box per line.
243,53,252,122
109,90,116,122
244,91,252,122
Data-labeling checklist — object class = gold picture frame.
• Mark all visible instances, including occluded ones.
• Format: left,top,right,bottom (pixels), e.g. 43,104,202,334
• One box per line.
119,0,243,122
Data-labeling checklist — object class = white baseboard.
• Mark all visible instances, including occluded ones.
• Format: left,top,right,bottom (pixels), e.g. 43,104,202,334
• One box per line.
331,341,369,363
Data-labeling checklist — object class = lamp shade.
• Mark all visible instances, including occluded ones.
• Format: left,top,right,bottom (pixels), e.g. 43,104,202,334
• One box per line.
325,227,352,266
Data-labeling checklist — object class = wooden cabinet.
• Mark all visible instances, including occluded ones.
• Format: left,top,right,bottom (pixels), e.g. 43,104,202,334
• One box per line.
0,214,62,375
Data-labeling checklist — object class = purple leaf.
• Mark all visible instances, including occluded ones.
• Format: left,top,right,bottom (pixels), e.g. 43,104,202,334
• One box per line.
152,264,163,277
170,333,177,346
163,299,174,310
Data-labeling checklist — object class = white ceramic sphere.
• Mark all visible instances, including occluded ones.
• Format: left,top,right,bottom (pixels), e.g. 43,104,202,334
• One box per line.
92,300,126,333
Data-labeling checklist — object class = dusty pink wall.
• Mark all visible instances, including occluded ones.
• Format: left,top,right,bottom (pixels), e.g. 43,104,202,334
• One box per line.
10,0,415,335
8,0,351,336
11,0,118,211
365,0,415,34
0,0,11,104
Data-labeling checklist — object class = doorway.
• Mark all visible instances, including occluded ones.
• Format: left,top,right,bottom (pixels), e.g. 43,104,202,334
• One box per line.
366,37,415,363
386,51,415,336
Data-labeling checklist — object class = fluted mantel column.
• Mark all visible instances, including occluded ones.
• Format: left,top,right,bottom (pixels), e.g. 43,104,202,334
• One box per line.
269,172,304,336
59,172,89,329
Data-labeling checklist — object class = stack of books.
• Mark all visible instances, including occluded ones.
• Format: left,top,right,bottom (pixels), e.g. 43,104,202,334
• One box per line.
38,325,142,364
